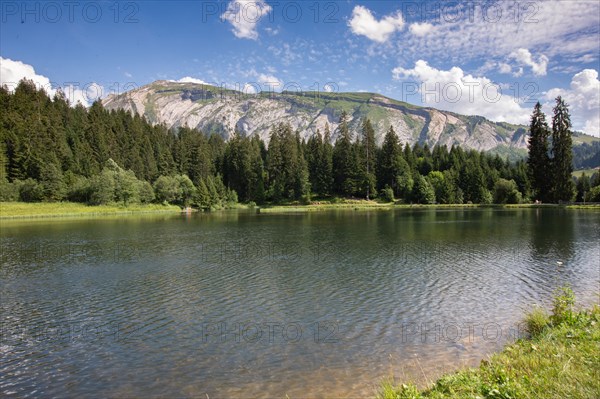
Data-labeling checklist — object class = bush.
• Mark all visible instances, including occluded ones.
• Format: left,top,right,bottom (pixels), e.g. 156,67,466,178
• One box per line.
300,192,312,205
138,181,155,204
493,178,522,204
380,186,395,203
0,179,20,201
89,169,116,205
65,174,90,203
412,175,436,204
40,163,66,201
19,179,44,202
153,175,180,203
551,286,576,325
586,185,600,202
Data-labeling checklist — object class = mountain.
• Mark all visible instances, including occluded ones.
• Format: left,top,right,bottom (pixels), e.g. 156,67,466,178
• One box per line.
102,80,592,160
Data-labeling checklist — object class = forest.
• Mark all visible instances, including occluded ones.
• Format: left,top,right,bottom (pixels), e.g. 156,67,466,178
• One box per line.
1,80,599,208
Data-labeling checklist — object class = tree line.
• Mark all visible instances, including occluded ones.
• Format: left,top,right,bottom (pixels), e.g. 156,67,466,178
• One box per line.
527,97,600,203
1,80,598,207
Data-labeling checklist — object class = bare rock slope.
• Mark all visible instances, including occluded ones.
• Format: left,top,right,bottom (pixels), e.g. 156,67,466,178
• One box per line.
103,81,529,157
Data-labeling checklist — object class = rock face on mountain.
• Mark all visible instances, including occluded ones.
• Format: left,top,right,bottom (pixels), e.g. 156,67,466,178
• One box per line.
103,80,529,157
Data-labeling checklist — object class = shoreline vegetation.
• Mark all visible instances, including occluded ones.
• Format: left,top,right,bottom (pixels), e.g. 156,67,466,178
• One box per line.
377,288,600,399
2,200,599,220
0,201,182,220
2,84,600,218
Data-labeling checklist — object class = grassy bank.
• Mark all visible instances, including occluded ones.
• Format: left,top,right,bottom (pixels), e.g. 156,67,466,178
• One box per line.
378,288,600,399
0,201,182,219
258,200,600,213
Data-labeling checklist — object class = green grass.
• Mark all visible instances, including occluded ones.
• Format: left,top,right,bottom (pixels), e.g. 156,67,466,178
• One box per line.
377,288,600,399
258,200,486,213
0,202,182,219
572,168,599,178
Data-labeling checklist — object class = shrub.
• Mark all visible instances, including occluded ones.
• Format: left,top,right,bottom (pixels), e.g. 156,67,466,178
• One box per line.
586,185,600,202
19,178,44,202
493,178,522,204
524,305,549,337
380,186,395,203
0,178,20,201
551,286,576,325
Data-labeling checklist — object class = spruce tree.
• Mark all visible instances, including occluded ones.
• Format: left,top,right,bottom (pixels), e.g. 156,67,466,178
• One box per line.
377,125,399,191
332,111,356,196
550,96,575,202
527,102,551,202
318,124,334,196
359,118,377,199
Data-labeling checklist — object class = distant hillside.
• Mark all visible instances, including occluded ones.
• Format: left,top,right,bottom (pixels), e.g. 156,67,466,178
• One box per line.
103,81,536,160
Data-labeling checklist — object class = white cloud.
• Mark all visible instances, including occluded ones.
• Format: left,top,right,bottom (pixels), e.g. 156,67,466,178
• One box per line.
348,5,404,43
61,83,104,106
324,83,336,93
221,0,271,40
545,69,600,137
392,60,530,125
264,27,279,36
513,67,524,78
390,1,599,64
498,63,512,74
176,76,209,85
257,73,283,91
0,57,102,106
242,83,258,94
409,22,434,37
268,42,299,66
1,57,53,93
509,48,548,76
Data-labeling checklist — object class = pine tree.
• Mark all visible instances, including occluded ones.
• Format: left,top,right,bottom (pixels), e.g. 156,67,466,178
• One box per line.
306,130,322,195
332,111,356,196
550,96,575,202
359,118,377,199
377,125,401,192
318,124,334,196
527,102,551,202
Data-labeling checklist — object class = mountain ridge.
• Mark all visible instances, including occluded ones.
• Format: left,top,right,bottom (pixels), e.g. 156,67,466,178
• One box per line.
102,80,593,160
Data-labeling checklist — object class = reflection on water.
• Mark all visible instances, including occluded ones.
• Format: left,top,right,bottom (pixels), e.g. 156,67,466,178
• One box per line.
1,208,599,397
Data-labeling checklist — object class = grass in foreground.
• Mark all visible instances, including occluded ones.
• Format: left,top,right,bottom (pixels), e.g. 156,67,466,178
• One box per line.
378,288,600,399
0,201,182,219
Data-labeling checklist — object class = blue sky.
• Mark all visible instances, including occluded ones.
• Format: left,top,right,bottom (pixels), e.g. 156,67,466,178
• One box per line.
1,0,599,135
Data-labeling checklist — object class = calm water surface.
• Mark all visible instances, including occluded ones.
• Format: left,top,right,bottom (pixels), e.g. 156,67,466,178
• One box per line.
1,208,599,398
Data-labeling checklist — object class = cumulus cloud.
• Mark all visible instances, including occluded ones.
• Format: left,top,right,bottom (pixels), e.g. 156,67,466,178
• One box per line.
221,0,271,40
1,57,54,92
256,73,283,91
242,83,258,94
176,76,209,85
392,60,530,125
409,22,434,37
0,57,103,106
545,69,600,136
509,48,549,76
348,5,404,43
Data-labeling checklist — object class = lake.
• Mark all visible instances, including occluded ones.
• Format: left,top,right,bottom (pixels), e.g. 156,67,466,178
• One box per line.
1,208,599,398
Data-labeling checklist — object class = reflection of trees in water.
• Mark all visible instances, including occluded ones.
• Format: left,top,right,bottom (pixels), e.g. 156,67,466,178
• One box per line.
529,208,575,262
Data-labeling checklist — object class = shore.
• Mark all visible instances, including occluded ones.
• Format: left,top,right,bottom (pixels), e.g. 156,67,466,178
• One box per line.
258,200,600,213
377,292,600,399
0,202,183,220
2,201,599,219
